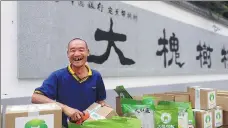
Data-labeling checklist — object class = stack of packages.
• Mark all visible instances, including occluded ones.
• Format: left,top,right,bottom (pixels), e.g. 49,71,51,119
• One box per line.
216,90,228,126
115,85,227,128
188,86,223,128
3,102,141,128
115,85,194,128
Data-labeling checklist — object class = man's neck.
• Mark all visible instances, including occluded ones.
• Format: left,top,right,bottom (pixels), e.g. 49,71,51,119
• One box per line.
71,64,87,76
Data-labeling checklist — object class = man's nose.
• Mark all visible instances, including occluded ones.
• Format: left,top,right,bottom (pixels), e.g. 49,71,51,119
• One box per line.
73,51,81,56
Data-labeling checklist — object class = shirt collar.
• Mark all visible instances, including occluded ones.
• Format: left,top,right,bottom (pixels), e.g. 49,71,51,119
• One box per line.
68,64,92,77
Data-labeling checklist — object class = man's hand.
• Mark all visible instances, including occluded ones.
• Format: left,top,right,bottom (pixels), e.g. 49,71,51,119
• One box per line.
63,105,84,121
97,100,110,107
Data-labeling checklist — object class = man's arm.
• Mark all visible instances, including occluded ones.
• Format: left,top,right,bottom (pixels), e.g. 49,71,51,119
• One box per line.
32,93,81,117
32,93,65,109
96,72,110,107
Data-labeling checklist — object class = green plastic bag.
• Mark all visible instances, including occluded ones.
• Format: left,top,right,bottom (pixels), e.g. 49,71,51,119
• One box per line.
121,98,155,128
155,104,179,128
158,101,195,128
68,116,141,128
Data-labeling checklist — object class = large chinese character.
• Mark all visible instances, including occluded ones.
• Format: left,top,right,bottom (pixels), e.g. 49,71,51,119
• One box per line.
196,42,213,68
221,46,228,68
156,29,185,68
88,18,135,65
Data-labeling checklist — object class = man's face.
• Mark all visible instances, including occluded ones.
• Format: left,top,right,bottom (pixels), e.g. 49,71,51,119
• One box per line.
67,40,89,68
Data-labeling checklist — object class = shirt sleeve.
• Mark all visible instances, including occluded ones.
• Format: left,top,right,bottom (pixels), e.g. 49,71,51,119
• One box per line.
34,72,58,100
96,73,106,101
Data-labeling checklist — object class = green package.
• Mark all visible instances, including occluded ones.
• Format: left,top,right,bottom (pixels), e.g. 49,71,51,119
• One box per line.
155,104,179,128
158,101,195,128
68,116,141,128
121,98,155,128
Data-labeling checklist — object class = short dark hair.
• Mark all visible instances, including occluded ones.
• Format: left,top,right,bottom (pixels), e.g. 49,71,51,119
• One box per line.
68,38,88,49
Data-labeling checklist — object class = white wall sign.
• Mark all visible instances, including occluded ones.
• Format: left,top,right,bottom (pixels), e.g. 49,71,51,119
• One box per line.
17,1,228,78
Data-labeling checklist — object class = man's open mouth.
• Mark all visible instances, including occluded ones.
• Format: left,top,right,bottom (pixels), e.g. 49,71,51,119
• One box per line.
73,57,83,61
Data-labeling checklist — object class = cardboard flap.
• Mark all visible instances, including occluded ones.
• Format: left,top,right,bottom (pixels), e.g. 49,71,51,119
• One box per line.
96,106,113,116
6,103,61,113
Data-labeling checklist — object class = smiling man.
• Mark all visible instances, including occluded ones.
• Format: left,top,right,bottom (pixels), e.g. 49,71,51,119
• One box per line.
31,38,108,128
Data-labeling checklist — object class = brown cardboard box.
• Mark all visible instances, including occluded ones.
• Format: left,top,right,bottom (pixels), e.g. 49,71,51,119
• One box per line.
212,106,223,128
224,110,228,126
116,96,142,116
217,96,228,111
165,92,190,102
216,95,228,126
143,93,175,105
5,103,62,128
188,86,217,110
86,102,118,121
193,109,213,128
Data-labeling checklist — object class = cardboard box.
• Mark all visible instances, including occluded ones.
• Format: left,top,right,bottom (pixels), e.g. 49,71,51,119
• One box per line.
165,92,190,102
116,96,142,116
217,96,228,111
212,106,223,128
224,111,228,126
86,102,118,121
188,86,217,110
216,95,228,126
5,103,62,128
193,109,213,128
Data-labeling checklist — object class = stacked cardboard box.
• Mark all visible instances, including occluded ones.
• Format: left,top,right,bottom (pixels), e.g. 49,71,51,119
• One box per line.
217,90,228,126
187,86,223,128
5,103,62,128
